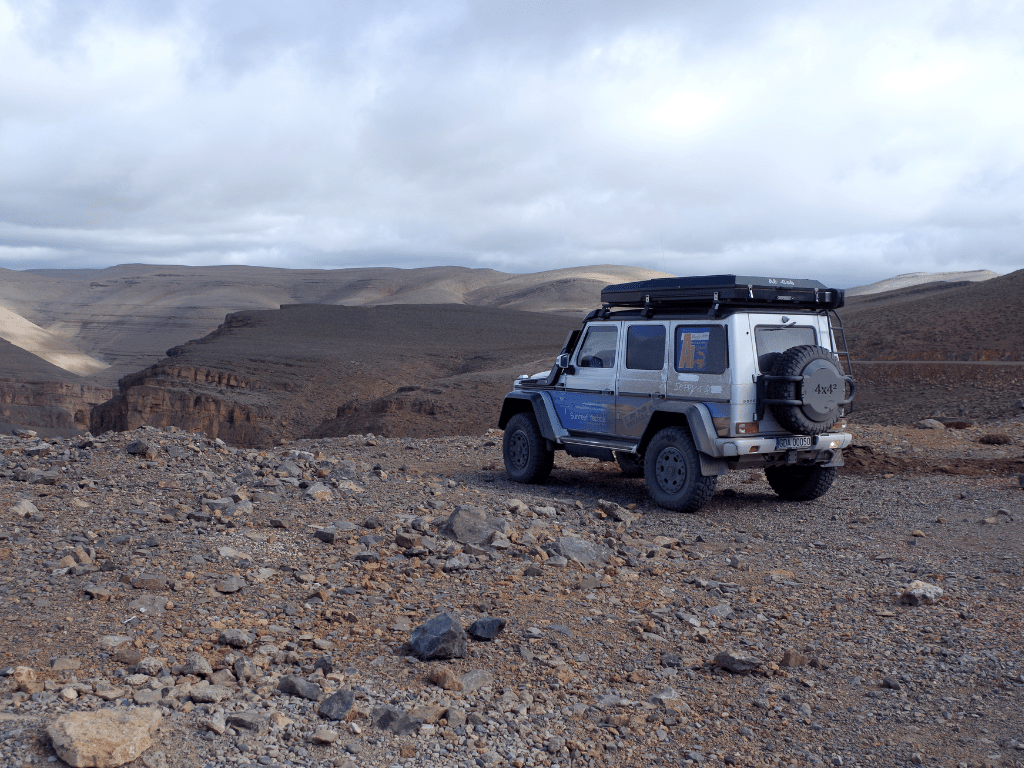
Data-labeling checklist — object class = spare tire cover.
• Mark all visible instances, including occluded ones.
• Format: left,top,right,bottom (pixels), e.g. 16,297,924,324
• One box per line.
766,345,845,435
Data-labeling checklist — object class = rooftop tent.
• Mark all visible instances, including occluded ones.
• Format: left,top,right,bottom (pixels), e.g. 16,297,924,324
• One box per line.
600,274,845,311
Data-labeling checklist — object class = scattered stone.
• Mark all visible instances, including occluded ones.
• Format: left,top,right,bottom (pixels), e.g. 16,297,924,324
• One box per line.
900,580,943,606
218,629,255,648
319,689,356,721
311,728,340,744
438,505,507,546
543,536,612,566
7,499,38,518
128,595,168,617
714,650,763,674
979,433,1011,445
597,498,637,526
780,649,809,668
467,617,507,641
190,684,233,703
371,705,422,735
226,712,267,732
181,652,213,678
132,573,168,591
461,668,495,692
214,575,245,593
409,612,467,660
428,668,464,691
278,674,322,701
47,708,163,768
915,419,946,430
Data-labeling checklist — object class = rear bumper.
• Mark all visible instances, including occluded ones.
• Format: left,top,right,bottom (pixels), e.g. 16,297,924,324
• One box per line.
714,431,852,459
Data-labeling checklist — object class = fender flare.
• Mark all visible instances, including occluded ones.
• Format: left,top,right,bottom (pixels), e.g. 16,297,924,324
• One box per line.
497,392,559,442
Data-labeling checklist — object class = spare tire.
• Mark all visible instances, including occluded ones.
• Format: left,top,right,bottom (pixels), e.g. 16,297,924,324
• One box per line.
765,345,848,435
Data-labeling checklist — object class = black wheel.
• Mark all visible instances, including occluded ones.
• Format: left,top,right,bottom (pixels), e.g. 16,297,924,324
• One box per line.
765,465,837,501
766,345,847,435
643,427,717,512
615,451,644,477
503,412,554,484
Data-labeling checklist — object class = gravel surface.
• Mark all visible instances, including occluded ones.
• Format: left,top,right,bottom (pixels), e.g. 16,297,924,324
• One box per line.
1,423,1023,768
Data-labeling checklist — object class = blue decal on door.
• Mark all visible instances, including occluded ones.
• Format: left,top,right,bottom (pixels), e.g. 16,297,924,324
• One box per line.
551,391,615,434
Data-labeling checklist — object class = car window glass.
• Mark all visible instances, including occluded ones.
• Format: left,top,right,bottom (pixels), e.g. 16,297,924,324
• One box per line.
675,325,728,374
626,324,666,370
576,326,618,369
754,326,816,372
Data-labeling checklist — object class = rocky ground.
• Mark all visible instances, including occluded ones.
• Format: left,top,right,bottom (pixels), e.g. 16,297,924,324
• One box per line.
1,422,1023,768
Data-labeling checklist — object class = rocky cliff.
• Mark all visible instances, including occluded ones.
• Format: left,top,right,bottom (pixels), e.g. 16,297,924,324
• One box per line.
90,304,579,446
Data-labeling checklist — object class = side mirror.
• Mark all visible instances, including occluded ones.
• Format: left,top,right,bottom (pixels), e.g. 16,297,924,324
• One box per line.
556,353,570,369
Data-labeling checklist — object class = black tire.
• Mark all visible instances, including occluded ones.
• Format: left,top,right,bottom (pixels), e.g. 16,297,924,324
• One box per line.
643,427,717,512
766,345,846,435
503,412,554,484
615,451,644,477
765,465,837,501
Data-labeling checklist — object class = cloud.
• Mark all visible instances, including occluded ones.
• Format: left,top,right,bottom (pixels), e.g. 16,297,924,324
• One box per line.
1,0,1022,285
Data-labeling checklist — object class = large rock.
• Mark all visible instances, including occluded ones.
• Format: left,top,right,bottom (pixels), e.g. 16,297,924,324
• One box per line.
371,705,422,735
543,536,612,566
467,617,507,641
714,650,763,674
7,499,38,518
438,505,507,546
409,612,467,660
318,689,355,721
278,674,321,701
47,708,162,767
900,580,943,606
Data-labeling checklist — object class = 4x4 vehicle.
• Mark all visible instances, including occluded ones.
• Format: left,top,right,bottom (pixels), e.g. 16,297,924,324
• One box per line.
498,275,855,512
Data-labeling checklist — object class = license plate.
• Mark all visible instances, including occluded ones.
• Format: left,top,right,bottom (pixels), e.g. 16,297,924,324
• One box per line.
776,435,812,450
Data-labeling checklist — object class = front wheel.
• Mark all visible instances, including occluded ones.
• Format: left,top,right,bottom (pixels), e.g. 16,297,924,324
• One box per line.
643,427,717,512
503,412,554,484
765,465,837,501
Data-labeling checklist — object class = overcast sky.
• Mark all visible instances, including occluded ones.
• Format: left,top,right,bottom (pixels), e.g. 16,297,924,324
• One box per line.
1,0,1022,286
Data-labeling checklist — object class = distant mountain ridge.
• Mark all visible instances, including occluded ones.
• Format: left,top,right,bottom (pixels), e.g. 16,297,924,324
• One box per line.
846,270,999,297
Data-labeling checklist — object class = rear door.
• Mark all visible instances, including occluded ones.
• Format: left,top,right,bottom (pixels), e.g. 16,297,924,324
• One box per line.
551,322,619,435
616,321,668,438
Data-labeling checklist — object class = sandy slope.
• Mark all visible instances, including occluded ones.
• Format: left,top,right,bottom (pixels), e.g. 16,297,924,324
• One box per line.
0,306,108,376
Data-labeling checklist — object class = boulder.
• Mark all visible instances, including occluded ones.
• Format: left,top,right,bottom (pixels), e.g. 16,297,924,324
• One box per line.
47,708,162,768
900,580,943,606
409,613,467,660
438,505,507,546
467,617,507,641
318,689,355,721
714,650,763,674
278,674,321,701
915,419,946,430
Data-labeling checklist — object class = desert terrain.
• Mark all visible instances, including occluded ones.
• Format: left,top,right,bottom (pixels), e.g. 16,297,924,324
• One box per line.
0,419,1022,768
0,265,1022,768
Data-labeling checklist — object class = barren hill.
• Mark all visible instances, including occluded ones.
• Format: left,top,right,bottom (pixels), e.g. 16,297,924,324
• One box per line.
841,268,1024,362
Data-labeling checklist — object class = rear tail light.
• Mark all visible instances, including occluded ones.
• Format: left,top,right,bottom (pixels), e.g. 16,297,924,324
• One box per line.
735,422,759,435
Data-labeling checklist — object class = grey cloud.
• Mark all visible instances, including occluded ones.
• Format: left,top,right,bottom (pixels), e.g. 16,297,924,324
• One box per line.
1,0,1022,286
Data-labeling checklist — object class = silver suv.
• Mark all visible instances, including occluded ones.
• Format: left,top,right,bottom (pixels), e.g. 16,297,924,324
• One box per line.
498,275,854,512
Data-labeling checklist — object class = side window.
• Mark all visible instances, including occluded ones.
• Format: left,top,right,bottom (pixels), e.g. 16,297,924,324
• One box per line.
754,326,816,372
575,326,618,369
675,325,728,374
626,324,666,371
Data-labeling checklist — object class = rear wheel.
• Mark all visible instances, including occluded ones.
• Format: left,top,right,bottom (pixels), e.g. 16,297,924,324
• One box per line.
765,465,837,501
503,412,554,484
643,427,717,512
615,451,644,477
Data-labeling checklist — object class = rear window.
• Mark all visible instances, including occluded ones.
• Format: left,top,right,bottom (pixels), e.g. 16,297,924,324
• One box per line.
576,326,618,368
675,325,728,374
626,325,666,370
754,325,817,372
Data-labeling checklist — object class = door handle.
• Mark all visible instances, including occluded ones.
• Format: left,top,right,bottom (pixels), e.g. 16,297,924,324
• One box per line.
602,390,614,395
652,393,666,399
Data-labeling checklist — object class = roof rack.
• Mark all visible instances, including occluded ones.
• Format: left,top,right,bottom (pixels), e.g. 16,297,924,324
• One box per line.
600,274,845,313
